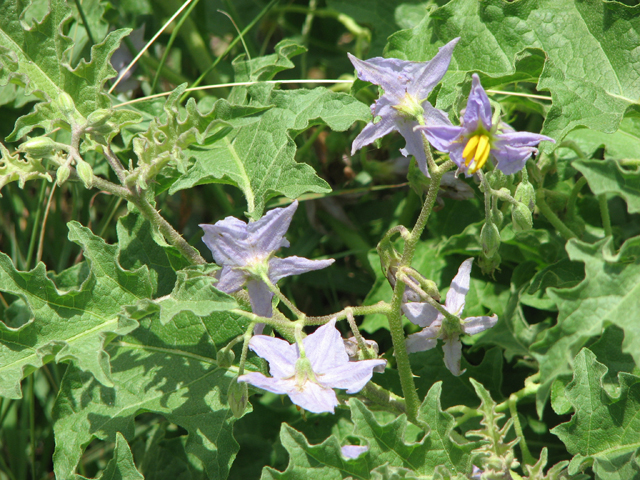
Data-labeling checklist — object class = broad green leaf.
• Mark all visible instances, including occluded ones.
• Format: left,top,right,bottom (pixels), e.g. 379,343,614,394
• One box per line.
573,159,640,213
0,221,151,399
384,0,640,143
0,141,51,194
561,115,640,162
83,432,144,480
531,236,640,415
551,349,640,479
0,0,135,139
52,308,247,480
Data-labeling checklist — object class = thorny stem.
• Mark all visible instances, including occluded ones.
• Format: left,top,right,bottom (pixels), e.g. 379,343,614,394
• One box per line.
104,145,128,185
360,382,406,415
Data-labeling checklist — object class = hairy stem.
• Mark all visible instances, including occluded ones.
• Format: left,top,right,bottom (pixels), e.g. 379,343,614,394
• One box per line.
535,189,578,240
598,193,613,237
305,301,391,325
360,382,406,415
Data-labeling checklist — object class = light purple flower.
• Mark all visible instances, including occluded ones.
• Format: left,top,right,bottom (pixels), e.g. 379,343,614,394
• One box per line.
349,38,460,178
341,445,369,459
417,74,555,176
200,201,334,327
238,319,386,414
403,258,497,376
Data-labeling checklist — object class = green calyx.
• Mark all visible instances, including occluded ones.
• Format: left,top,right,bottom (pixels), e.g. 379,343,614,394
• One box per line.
393,93,425,121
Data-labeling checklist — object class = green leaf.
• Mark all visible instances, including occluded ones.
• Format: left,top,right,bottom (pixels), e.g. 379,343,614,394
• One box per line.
0,141,51,195
0,221,152,399
0,0,134,139
52,310,247,480
573,159,640,213
384,0,640,143
531,236,640,415
86,432,144,480
551,349,640,479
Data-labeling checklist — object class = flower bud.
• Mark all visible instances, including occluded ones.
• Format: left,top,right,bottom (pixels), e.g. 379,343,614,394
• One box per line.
512,202,533,232
86,109,111,127
480,222,501,258
217,349,235,369
76,159,94,189
514,179,536,211
20,137,57,157
56,164,71,186
479,251,501,275
228,379,248,418
491,208,504,228
58,92,77,118
485,169,506,190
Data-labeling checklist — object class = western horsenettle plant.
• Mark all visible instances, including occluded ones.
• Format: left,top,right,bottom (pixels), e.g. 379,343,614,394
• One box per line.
0,1,637,479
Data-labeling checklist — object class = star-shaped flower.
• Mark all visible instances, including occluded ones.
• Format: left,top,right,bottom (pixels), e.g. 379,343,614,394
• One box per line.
200,201,333,323
403,258,497,376
417,74,555,176
238,319,386,414
349,38,460,178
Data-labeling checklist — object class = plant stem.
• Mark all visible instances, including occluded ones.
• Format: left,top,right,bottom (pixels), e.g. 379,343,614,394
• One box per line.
25,180,48,270
304,301,391,325
36,183,57,264
509,394,535,466
360,382,406,415
566,176,587,220
345,308,372,359
104,146,128,185
535,189,577,240
598,193,613,237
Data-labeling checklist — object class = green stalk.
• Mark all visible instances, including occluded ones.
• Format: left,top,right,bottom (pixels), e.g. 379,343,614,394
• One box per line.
598,193,613,237
28,374,35,480
509,394,535,466
535,189,578,240
25,180,48,270
73,0,96,46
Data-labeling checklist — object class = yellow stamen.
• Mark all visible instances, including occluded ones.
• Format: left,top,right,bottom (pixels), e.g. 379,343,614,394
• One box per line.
462,135,480,165
463,134,492,173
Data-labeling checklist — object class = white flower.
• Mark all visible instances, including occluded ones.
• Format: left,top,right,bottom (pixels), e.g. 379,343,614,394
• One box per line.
403,258,497,376
238,319,386,414
341,445,369,459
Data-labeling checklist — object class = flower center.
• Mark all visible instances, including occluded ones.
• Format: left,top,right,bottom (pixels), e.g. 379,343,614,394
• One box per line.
393,93,424,120
462,134,491,173
294,357,319,391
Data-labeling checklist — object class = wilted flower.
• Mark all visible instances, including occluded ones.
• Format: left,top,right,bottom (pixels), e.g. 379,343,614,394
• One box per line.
200,201,333,328
417,74,554,176
403,258,497,376
238,319,386,414
349,38,460,178
341,445,369,459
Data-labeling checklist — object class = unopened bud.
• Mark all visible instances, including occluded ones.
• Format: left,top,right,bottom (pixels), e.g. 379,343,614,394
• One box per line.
56,164,71,186
76,159,94,189
479,251,501,276
485,169,506,190
20,137,57,157
491,208,504,228
480,222,501,258
217,349,235,369
514,180,536,211
86,109,111,128
228,379,248,418
58,92,77,118
512,202,533,232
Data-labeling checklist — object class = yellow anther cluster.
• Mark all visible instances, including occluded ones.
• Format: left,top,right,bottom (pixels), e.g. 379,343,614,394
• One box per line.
462,134,491,173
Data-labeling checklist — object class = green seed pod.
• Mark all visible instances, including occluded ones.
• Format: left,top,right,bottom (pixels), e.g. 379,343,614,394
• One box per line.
56,164,71,186
514,179,536,211
227,379,248,418
491,208,504,228
58,92,77,118
216,349,235,369
512,202,533,232
76,159,94,189
480,222,501,258
20,137,57,157
86,109,111,127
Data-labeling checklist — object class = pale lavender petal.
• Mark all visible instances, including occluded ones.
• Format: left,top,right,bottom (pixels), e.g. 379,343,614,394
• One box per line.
491,144,538,175
463,74,492,131
463,315,498,335
442,335,464,376
320,359,386,393
351,98,400,155
406,327,439,353
216,266,247,293
417,124,463,153
304,319,349,373
347,53,413,96
396,117,429,177
445,258,473,316
248,335,298,379
496,131,555,147
247,201,297,253
200,217,251,266
237,372,294,395
288,381,339,414
247,279,274,318
341,445,369,459
402,302,442,327
410,38,460,100
269,256,334,284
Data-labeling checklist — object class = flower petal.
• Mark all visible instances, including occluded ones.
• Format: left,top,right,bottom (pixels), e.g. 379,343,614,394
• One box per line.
320,359,386,393
248,335,298,379
303,319,349,373
347,53,414,95
490,144,538,175
268,256,334,284
445,258,473,316
463,74,492,132
402,302,442,327
417,124,463,153
287,381,339,414
410,38,460,100
247,279,274,318
247,201,297,254
216,266,247,293
463,315,498,335
341,445,369,459
351,98,400,155
200,217,251,266
237,372,294,395
406,327,439,353
442,335,464,376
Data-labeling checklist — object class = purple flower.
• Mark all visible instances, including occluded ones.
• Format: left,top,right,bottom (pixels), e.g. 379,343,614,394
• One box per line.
341,445,369,459
417,74,555,176
403,258,497,376
238,319,386,414
200,201,333,326
349,38,460,178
